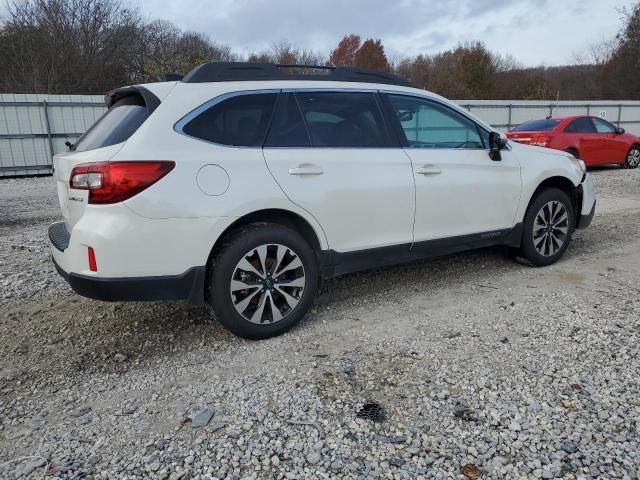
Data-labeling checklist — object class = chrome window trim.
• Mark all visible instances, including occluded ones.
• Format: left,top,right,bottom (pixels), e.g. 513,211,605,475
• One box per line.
173,86,506,152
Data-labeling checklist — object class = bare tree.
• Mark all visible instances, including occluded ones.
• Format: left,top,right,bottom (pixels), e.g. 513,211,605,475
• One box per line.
247,41,324,67
0,0,142,93
133,19,235,82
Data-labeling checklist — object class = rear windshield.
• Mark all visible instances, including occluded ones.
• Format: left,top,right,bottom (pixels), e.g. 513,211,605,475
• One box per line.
73,95,148,152
511,119,561,132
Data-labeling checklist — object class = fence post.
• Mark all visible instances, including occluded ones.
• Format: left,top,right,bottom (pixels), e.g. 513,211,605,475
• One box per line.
617,104,623,127
549,103,553,117
586,104,590,116
42,100,54,167
507,104,512,130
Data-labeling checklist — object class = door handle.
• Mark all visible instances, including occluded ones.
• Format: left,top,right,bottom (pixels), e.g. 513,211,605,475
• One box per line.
288,164,323,176
415,164,442,175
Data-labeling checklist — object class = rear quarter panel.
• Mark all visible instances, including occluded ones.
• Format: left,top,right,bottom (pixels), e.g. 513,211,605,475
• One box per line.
111,82,329,250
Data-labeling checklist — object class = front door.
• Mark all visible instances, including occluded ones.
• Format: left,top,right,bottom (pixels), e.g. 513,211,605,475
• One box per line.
382,93,522,243
591,117,628,164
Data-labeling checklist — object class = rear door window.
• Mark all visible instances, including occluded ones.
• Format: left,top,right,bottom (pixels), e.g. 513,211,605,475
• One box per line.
565,117,597,133
181,93,277,147
265,93,310,147
294,92,390,148
74,95,148,152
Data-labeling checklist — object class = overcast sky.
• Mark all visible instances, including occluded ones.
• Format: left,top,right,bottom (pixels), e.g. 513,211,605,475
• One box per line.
139,0,633,66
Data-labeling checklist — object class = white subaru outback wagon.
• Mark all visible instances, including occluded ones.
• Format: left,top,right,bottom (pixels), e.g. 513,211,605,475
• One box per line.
49,63,596,339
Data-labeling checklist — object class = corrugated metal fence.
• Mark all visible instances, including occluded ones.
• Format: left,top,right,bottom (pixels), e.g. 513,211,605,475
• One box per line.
460,100,640,135
0,94,103,177
1,95,639,177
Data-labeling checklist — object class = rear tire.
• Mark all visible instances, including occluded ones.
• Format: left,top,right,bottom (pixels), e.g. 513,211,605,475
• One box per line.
519,188,575,267
623,145,640,169
207,223,318,340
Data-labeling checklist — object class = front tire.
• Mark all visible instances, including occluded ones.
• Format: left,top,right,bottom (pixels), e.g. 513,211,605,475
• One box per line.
624,145,640,169
207,223,318,340
519,188,575,267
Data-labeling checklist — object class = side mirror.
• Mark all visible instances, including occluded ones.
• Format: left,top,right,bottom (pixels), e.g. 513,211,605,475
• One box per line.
616,127,625,134
489,132,506,161
397,110,414,122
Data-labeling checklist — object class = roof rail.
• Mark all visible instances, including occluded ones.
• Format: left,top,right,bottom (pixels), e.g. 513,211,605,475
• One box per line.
181,62,415,87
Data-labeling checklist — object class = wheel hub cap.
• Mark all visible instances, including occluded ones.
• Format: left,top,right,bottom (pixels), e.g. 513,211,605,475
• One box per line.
533,200,569,257
230,244,306,324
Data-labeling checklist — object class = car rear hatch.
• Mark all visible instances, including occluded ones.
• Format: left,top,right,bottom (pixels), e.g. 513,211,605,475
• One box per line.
507,118,562,147
54,86,161,230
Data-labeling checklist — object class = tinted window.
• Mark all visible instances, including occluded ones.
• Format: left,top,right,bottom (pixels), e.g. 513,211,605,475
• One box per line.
386,94,484,149
265,93,310,147
593,118,616,133
295,92,390,147
511,119,561,132
182,93,277,146
565,117,597,133
74,95,148,152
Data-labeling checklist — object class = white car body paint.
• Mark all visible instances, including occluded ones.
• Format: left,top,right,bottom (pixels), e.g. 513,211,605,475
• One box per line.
50,78,596,287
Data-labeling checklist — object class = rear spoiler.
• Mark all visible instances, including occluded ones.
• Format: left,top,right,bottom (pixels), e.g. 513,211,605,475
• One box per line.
104,86,161,114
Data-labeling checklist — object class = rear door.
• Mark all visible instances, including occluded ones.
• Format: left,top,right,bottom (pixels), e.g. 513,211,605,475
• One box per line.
263,91,415,252
565,117,599,164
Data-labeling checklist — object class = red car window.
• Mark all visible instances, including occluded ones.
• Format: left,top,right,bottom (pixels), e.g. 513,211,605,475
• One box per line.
592,118,616,133
565,117,597,133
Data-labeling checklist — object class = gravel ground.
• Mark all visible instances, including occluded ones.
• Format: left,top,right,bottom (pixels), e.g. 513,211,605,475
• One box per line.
1,169,640,479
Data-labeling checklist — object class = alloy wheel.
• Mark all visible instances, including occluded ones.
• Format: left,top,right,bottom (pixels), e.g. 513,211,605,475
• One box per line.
229,244,306,324
533,201,569,257
628,148,640,167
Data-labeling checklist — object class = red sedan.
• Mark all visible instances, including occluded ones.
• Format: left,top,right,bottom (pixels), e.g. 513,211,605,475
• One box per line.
507,115,640,168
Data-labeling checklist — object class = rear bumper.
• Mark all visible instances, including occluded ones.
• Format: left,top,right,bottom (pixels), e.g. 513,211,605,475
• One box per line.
52,252,206,304
47,208,223,305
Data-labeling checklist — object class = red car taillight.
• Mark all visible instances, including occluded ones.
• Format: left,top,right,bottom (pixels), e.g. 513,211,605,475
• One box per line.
69,161,175,204
531,135,553,148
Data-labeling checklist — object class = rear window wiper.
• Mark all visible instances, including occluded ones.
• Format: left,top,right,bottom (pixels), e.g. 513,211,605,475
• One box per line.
65,141,75,151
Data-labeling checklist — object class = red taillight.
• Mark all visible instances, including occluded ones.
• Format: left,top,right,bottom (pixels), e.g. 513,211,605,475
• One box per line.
531,135,552,147
88,247,97,272
70,161,175,204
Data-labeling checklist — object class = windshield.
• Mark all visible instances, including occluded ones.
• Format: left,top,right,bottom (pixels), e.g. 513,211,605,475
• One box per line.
73,95,148,152
511,119,561,132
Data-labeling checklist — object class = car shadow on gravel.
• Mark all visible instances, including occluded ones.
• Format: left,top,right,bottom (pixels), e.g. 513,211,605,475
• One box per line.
3,246,516,381
4,208,631,385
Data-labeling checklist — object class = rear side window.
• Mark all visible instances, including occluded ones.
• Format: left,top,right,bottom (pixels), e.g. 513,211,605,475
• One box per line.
511,119,561,132
295,92,390,148
565,117,597,133
265,93,310,147
74,95,148,152
182,93,277,147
